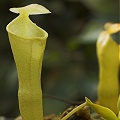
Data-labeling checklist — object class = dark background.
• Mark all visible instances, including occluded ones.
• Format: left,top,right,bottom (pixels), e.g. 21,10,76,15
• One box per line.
0,0,119,118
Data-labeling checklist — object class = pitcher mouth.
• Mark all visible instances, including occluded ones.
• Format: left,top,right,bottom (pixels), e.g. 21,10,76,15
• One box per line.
6,16,48,40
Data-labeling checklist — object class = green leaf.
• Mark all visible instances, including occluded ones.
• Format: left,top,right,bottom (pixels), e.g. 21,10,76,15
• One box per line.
85,97,118,120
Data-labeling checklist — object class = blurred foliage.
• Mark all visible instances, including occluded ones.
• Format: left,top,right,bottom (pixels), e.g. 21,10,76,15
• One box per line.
0,0,119,118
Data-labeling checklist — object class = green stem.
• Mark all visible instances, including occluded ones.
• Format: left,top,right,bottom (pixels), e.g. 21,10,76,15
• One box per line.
61,102,87,120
